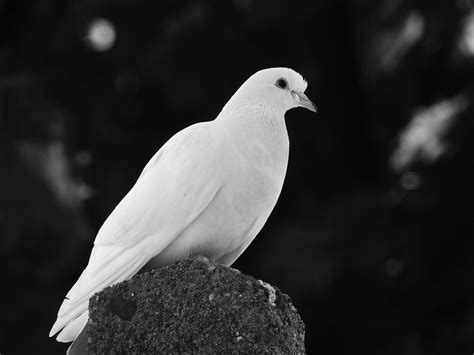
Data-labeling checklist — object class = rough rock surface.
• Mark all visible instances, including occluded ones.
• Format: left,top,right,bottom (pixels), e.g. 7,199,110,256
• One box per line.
87,255,305,354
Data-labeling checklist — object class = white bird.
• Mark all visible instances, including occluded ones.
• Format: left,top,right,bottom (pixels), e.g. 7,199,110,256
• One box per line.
50,67,316,343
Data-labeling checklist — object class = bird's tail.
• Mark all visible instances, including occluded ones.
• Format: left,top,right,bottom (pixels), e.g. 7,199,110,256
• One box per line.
57,312,88,343
50,243,150,342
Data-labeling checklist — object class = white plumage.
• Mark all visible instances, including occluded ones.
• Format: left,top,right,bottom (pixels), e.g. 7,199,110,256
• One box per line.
50,67,316,343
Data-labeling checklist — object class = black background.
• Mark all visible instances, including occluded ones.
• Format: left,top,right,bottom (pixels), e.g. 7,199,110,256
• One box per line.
1,0,474,354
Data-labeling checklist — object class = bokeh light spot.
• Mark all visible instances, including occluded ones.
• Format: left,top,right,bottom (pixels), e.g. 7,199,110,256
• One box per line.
460,11,474,56
85,18,116,52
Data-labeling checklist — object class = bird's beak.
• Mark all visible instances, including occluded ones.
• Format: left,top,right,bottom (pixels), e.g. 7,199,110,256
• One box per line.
296,92,317,113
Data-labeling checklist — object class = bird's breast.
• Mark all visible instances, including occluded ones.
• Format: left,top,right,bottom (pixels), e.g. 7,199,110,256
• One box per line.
153,118,289,266
216,114,290,224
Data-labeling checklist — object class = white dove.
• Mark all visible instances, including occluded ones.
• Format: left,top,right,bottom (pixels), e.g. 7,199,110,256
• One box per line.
50,67,316,343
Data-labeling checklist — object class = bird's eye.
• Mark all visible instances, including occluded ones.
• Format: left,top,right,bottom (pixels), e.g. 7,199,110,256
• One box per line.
276,78,288,89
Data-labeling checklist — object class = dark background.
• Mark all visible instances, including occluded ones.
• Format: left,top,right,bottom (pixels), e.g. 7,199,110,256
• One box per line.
1,0,474,354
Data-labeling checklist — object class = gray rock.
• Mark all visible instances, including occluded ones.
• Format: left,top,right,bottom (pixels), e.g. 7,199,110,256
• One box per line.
84,255,305,354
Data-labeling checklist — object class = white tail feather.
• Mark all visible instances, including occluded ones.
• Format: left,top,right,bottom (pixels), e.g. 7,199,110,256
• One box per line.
50,242,150,339
56,311,89,343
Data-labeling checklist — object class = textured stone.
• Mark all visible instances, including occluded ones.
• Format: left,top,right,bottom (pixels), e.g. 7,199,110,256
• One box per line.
87,255,305,354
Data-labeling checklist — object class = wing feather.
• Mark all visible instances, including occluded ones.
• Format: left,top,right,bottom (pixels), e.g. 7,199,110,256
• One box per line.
50,121,226,340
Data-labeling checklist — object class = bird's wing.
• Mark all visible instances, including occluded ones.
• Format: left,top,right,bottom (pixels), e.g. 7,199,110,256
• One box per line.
50,121,227,341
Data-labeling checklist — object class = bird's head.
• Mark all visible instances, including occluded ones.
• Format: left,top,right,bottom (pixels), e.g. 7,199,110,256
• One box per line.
227,67,316,115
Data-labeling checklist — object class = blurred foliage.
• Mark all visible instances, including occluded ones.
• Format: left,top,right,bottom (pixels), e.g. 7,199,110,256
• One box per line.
1,0,474,354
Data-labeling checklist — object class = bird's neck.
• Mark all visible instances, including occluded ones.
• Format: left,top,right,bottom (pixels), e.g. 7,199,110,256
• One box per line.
215,101,289,172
